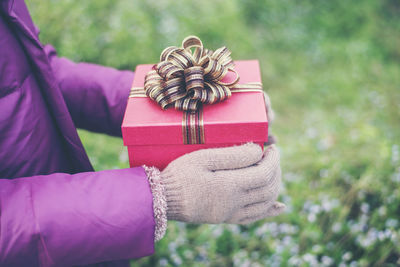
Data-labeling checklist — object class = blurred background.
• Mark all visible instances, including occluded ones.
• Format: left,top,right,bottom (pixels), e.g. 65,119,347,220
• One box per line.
27,0,400,266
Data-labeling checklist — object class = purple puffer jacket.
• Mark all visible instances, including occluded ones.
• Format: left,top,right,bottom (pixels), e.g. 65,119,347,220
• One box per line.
0,0,156,266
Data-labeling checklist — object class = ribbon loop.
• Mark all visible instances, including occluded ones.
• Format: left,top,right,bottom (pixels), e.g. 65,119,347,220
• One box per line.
144,36,240,112
184,66,204,95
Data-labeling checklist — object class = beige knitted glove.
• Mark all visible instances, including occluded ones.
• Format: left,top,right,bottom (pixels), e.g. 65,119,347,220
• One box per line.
161,143,285,224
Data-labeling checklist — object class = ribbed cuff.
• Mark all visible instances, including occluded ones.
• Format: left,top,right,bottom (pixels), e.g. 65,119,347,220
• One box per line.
158,168,187,222
143,165,167,242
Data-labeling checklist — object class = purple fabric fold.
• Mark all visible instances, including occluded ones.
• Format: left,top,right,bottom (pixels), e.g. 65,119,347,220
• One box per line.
44,45,134,137
0,168,155,267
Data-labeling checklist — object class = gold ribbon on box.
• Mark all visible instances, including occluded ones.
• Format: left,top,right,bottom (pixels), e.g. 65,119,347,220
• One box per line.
130,36,263,145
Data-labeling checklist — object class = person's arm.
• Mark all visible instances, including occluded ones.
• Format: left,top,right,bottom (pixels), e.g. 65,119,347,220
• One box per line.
0,167,155,267
43,45,133,137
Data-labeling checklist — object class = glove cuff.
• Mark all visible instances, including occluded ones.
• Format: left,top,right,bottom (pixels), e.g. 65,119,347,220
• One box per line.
143,165,168,242
160,168,188,222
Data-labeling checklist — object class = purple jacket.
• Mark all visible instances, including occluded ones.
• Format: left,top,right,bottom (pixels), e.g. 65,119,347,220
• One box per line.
0,1,156,266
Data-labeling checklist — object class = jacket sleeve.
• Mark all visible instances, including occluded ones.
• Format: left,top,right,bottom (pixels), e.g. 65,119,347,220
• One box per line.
0,167,155,267
43,45,134,137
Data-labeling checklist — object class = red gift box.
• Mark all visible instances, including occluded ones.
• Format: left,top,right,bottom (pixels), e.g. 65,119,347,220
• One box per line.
122,59,268,170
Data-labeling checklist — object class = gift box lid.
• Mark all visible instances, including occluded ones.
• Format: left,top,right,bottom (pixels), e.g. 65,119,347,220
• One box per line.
122,60,268,146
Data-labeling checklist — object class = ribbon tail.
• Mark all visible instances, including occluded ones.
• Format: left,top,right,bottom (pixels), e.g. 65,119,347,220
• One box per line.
181,105,205,145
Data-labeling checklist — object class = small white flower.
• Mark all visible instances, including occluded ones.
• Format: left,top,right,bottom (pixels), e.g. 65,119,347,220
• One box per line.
310,204,321,214
183,250,194,260
320,168,329,178
361,203,370,214
308,213,317,222
303,253,318,265
159,258,168,266
171,253,182,265
288,256,303,266
321,255,334,266
378,231,386,241
342,252,352,261
332,222,342,233
391,167,400,183
291,245,299,254
378,206,387,216
392,144,399,164
312,244,323,254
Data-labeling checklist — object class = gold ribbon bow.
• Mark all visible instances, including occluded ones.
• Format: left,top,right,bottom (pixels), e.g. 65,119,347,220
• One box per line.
144,36,239,112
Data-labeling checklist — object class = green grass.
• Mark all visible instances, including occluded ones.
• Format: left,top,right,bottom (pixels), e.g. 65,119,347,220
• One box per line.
27,0,400,265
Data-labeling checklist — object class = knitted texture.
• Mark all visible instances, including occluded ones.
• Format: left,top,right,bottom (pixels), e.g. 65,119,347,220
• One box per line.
143,165,167,242
161,143,285,224
264,91,275,124
264,91,278,146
